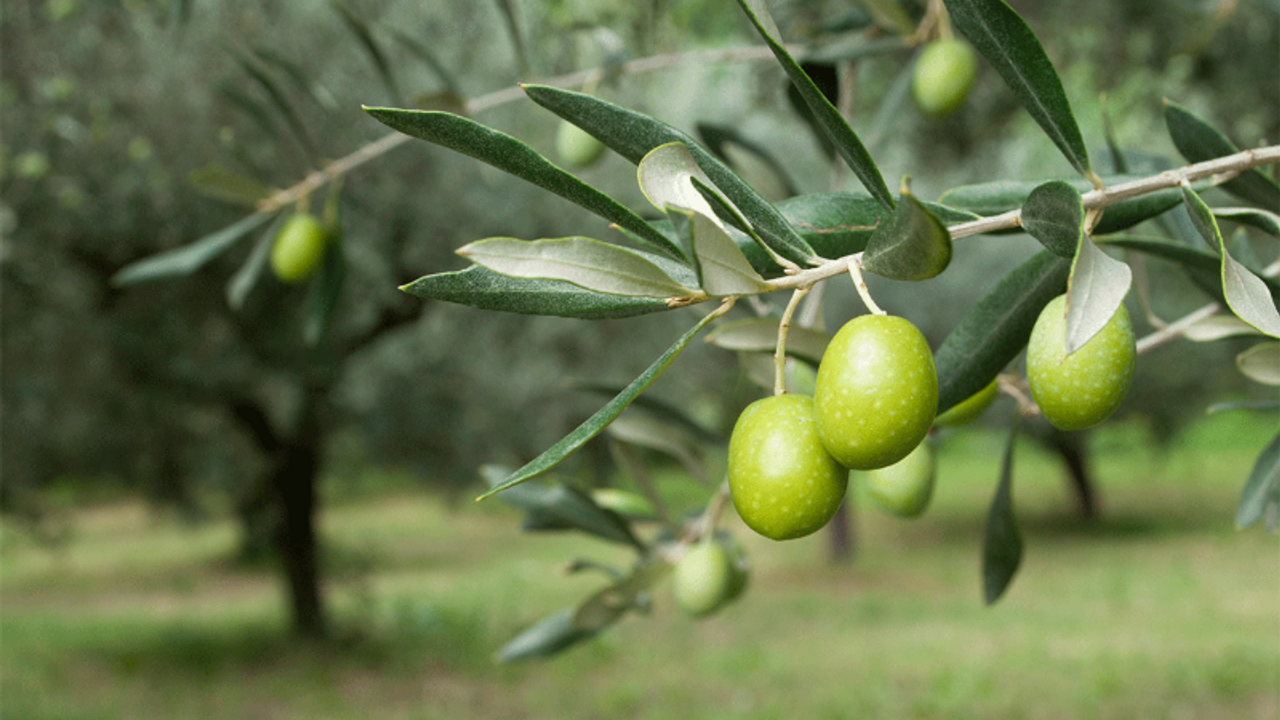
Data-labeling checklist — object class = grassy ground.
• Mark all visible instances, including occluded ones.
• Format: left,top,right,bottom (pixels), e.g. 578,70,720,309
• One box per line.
2,413,1278,720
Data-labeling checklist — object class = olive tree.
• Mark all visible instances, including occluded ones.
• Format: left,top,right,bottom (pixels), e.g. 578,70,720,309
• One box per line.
112,0,1279,656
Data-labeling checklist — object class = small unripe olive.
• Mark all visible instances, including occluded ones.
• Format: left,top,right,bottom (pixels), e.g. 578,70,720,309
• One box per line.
728,394,848,541
863,440,935,518
814,315,938,470
1026,295,1136,431
673,541,734,617
555,120,606,170
934,378,999,427
912,38,978,118
270,213,327,284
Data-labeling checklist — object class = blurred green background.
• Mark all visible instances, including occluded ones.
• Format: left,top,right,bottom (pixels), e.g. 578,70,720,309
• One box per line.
2,0,1277,718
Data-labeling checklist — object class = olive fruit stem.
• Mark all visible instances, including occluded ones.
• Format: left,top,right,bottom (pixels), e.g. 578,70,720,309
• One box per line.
774,286,812,395
997,373,1041,418
847,257,887,316
683,481,732,548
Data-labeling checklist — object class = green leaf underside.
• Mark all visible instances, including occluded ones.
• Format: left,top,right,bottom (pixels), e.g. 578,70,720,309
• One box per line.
304,239,346,346
494,481,641,548
458,237,692,299
521,85,818,266
704,318,832,366
935,251,1070,414
478,308,725,499
1164,100,1280,210
112,211,274,286
1236,428,1280,531
608,412,708,480
861,190,952,281
496,607,598,662
1021,180,1083,258
1237,342,1280,386
363,107,684,261
945,0,1090,176
735,0,895,210
638,143,731,224
1183,315,1260,342
400,265,670,319
983,417,1023,604
669,208,769,296
187,163,274,206
1182,186,1280,338
1064,187,1133,355
941,177,1182,235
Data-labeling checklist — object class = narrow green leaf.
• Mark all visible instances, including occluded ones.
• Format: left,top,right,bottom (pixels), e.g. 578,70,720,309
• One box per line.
1021,180,1084,258
479,307,728,499
304,237,345,345
112,212,274,286
1065,233,1132,355
572,560,670,631
705,318,832,366
942,177,1182,234
1237,342,1280,386
572,381,723,443
399,265,671,319
457,237,694,299
251,45,340,112
496,607,598,662
607,413,708,483
935,251,1070,414
1164,100,1280,210
734,0,895,209
638,143,736,227
983,417,1023,604
364,107,684,261
226,217,281,309
861,185,953,281
668,208,769,296
493,480,641,548
945,0,1090,175
855,0,915,34
779,192,978,263
332,1,402,105
1236,428,1280,531
1183,185,1280,337
391,30,463,97
230,48,318,161
491,0,529,74
1183,315,1261,342
1215,207,1280,238
521,84,818,266
187,163,274,206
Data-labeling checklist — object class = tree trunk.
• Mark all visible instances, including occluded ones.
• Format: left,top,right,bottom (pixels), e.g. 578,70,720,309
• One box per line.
269,432,326,638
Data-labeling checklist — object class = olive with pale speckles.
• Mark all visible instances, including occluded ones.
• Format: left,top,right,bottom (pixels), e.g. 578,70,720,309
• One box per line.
727,394,848,541
1026,295,1136,431
813,315,938,470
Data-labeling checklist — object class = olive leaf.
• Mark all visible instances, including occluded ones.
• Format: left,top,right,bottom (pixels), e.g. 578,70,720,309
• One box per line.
457,237,694,299
1021,180,1083,258
1182,314,1260,342
945,0,1091,176
942,177,1182,235
1236,429,1280,532
226,216,283,310
1164,100,1280,210
495,607,599,662
934,251,1070,414
187,163,275,206
860,183,953,281
490,478,642,548
705,317,832,366
734,0,895,210
303,237,346,346
982,417,1023,604
1182,185,1280,338
1236,342,1280,386
572,560,670,631
695,122,799,201
400,265,671,319
638,143,733,225
667,207,769,296
521,84,817,266
112,211,275,286
478,306,727,499
1214,207,1280,238
364,106,685,261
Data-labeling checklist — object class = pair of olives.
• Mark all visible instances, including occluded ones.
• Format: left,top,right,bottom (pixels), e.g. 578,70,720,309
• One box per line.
727,297,1136,541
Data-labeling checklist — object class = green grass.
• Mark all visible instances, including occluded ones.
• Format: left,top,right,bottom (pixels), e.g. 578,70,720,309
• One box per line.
2,413,1278,719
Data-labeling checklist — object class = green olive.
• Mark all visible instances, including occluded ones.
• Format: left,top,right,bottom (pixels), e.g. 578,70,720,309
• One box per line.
672,541,734,617
269,213,327,284
934,378,999,427
912,38,978,118
814,315,938,470
727,394,848,541
1026,295,1136,430
862,440,935,518
556,120,606,170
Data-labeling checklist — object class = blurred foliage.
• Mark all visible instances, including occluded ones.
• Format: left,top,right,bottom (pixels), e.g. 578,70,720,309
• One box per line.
1,0,1276,525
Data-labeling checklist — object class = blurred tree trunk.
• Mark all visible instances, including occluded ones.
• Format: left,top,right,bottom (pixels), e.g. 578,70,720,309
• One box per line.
827,498,855,562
